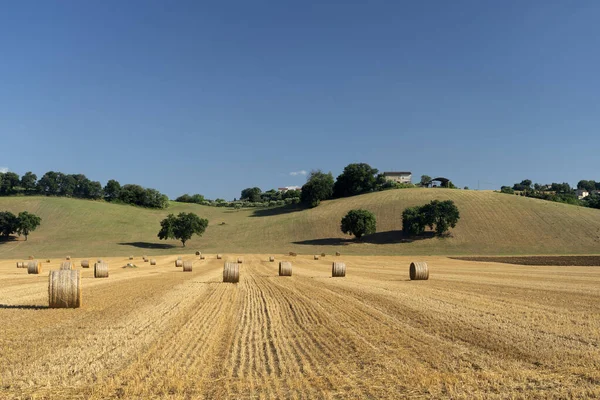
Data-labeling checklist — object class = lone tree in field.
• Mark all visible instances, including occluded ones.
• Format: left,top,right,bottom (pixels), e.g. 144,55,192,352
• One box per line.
341,209,377,239
158,212,209,247
402,200,460,237
301,170,335,208
16,211,42,241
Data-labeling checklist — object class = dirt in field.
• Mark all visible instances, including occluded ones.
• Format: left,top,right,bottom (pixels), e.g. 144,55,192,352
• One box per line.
1,254,599,399
451,255,600,266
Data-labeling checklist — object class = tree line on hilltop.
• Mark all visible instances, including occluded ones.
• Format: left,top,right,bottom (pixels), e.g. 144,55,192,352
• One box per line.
0,171,169,209
501,179,600,209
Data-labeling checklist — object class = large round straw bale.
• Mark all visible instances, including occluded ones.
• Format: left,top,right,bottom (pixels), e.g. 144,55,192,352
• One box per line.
237,257,243,264
195,251,200,256
60,261,73,270
269,256,275,262
28,255,34,260
314,255,319,260
129,256,134,260
46,259,51,263
409,262,429,280
335,251,341,256
17,261,24,268
94,262,109,278
217,254,222,259
144,258,149,262
200,255,205,260
279,261,292,276
66,256,71,260
321,252,326,257
81,260,90,268
48,270,81,308
289,252,297,256
223,262,239,283
27,261,42,274
175,259,183,267
183,260,193,272
150,259,156,265
332,262,346,277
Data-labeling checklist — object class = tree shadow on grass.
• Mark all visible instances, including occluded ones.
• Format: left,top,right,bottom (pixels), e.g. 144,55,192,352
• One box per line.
0,304,49,310
117,242,177,249
293,230,437,246
0,236,19,245
250,204,306,217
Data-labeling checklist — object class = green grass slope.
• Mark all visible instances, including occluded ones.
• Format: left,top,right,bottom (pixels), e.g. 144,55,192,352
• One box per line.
1,189,600,259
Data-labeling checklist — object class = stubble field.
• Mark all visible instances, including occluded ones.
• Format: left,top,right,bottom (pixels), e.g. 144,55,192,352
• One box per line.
1,255,599,399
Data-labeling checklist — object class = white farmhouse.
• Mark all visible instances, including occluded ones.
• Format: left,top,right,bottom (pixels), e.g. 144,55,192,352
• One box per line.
382,171,412,184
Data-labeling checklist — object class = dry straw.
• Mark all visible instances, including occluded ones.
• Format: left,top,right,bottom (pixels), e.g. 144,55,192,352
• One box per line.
81,260,90,268
279,261,292,276
183,260,193,272
289,252,297,256
335,251,341,256
16,261,25,268
223,262,239,283
66,256,71,260
94,262,109,278
217,254,222,259
200,255,205,260
237,257,243,264
48,270,81,308
60,261,73,270
314,255,320,260
129,256,134,260
332,262,346,277
28,261,42,274
269,256,275,262
175,259,183,267
409,262,429,280
150,259,156,265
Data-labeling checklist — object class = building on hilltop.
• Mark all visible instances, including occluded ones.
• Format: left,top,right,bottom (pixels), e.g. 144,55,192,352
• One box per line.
577,189,589,199
278,186,302,192
382,171,412,184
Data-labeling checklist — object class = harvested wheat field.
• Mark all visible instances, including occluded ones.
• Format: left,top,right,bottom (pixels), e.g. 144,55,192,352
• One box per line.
1,254,599,399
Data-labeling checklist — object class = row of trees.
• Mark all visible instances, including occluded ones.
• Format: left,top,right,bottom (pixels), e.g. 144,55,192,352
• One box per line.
340,200,461,239
175,188,302,209
501,179,600,209
0,171,168,209
0,211,42,240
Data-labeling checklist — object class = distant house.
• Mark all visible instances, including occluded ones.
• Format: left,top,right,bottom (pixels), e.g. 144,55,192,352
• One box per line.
577,189,590,200
382,171,412,184
278,186,302,192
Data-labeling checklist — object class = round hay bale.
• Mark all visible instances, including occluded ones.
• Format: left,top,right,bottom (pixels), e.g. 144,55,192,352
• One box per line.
409,262,429,280
94,262,109,278
97,259,103,263
60,261,73,270
81,260,90,268
66,256,71,260
175,259,183,268
200,255,205,260
46,259,51,263
183,260,193,272
177,256,182,261
289,252,297,256
16,261,25,268
269,256,275,262
237,257,243,264
150,259,156,265
223,262,239,283
129,256,134,260
195,251,200,256
217,254,222,259
332,262,346,277
279,261,292,276
28,255,34,260
48,270,81,308
314,255,319,260
144,258,149,262
335,251,341,256
27,261,42,274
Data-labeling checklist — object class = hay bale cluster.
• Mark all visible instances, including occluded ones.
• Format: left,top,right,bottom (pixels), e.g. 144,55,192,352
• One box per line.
332,262,346,277
409,262,429,280
48,270,81,308
94,262,109,278
279,261,292,276
223,262,239,283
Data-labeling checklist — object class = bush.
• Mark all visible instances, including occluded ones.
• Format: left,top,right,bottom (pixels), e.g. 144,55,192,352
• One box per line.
340,209,377,239
402,200,460,237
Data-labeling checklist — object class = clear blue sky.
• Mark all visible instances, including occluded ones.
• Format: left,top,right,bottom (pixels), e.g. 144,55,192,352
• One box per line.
1,1,599,199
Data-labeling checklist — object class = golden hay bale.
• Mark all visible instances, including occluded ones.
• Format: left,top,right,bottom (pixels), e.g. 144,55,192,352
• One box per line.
335,251,341,256
177,256,182,260
332,262,346,277
269,256,275,262
144,258,149,262
129,256,134,260
217,254,222,259
81,260,90,268
46,259,51,263
183,260,193,272
27,261,42,274
150,259,156,265
314,255,319,260
48,270,81,308
223,262,239,283
289,252,297,256
175,259,183,267
200,255,205,260
94,262,109,278
28,255,34,260
409,262,429,280
16,261,25,268
60,261,73,270
195,251,200,256
237,257,243,264
279,261,292,276
66,256,71,260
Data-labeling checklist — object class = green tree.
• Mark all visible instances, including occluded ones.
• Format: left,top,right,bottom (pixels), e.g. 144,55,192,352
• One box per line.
104,179,121,201
577,180,596,192
240,187,262,202
341,209,376,239
16,211,41,241
402,200,460,237
0,211,18,237
20,172,38,194
420,175,432,186
402,206,425,236
0,172,20,195
333,163,379,198
37,171,60,195
158,212,208,247
301,170,334,208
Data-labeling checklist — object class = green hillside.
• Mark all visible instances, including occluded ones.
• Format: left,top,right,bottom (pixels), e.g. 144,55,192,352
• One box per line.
1,189,600,259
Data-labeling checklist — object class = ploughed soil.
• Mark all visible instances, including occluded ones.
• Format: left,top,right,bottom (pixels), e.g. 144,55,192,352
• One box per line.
451,256,600,266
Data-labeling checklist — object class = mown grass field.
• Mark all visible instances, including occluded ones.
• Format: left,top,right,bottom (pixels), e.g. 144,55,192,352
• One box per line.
1,255,599,399
1,189,600,258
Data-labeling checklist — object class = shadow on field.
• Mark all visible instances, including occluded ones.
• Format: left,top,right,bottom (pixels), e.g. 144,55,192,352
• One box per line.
0,304,49,310
118,242,177,249
0,236,19,245
250,205,306,217
293,230,436,246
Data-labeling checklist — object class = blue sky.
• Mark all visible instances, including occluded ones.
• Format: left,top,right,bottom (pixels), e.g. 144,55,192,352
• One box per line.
1,1,599,199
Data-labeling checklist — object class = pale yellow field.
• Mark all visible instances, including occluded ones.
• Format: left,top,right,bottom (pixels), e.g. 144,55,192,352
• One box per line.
1,255,599,399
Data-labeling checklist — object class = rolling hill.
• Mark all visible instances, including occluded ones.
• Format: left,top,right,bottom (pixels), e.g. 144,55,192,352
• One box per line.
1,189,600,258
